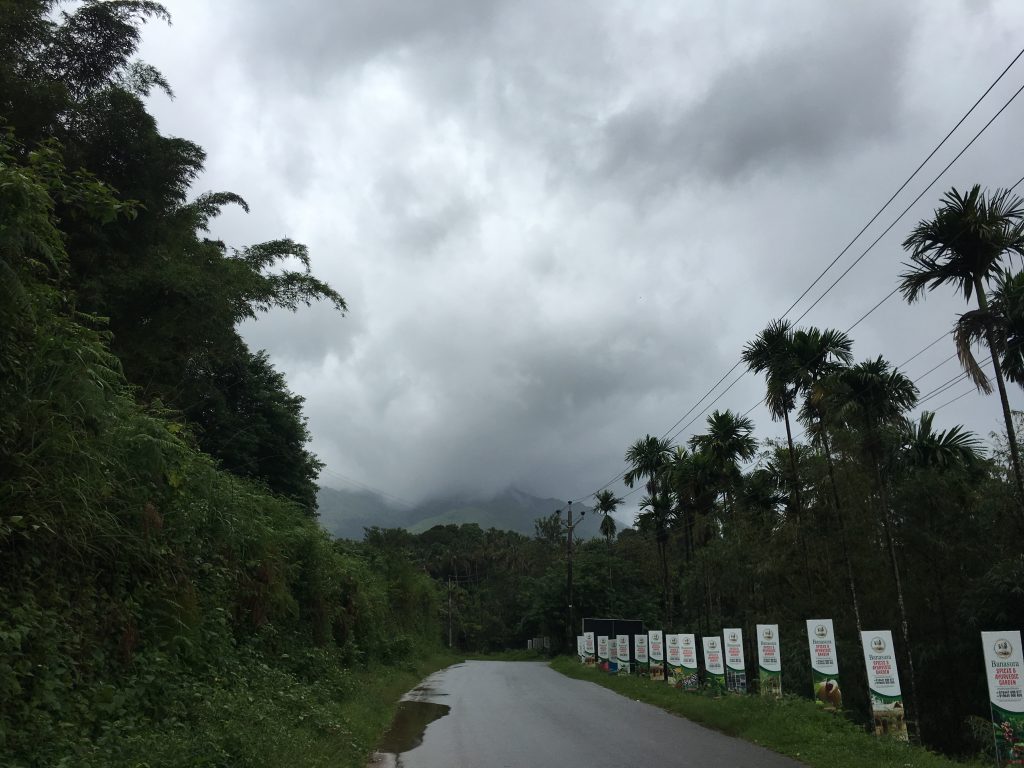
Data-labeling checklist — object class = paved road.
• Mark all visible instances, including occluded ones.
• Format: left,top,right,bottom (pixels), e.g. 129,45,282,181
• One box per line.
371,661,804,768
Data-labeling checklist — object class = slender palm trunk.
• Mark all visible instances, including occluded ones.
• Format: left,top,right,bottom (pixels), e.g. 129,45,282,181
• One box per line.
976,277,1024,521
873,450,921,742
821,427,862,632
783,407,803,513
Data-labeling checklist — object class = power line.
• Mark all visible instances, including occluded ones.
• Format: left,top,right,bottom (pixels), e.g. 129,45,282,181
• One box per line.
573,52,1024,504
793,81,1024,326
777,46,1024,322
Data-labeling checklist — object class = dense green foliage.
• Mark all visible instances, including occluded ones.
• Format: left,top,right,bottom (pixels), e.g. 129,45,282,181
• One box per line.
0,133,439,765
0,3,440,766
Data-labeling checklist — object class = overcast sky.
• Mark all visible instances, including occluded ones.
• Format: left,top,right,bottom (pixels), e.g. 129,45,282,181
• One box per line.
139,0,1024,512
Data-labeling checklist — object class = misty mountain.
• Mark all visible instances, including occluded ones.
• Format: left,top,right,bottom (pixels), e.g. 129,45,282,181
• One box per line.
316,486,604,540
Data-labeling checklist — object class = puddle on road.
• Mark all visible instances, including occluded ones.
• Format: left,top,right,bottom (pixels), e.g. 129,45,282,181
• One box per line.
368,700,450,766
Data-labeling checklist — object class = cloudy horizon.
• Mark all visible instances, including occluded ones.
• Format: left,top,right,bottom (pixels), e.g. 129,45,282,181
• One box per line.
138,0,1024,513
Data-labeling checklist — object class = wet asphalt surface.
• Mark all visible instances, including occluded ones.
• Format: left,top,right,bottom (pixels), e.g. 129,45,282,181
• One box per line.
370,661,804,768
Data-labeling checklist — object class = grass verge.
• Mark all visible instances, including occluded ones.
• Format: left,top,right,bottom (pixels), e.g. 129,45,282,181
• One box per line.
550,657,985,768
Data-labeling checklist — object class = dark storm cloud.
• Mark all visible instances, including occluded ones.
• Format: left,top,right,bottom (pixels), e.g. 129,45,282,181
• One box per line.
598,5,913,189
142,0,1024,506
232,0,504,81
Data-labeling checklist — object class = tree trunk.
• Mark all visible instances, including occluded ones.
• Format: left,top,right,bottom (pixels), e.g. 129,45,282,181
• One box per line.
783,407,803,514
874,453,921,743
975,277,1024,523
821,427,862,632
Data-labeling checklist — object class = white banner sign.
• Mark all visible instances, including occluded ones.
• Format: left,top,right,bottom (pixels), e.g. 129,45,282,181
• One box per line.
584,631,595,655
861,630,907,740
680,633,698,671
724,628,745,671
757,624,781,673
634,634,649,663
861,630,902,697
703,636,724,675
666,633,681,665
806,619,839,676
616,634,630,663
598,635,609,660
648,630,664,662
983,630,1024,714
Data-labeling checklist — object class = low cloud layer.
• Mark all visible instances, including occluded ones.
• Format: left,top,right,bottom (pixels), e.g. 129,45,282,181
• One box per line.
141,0,1024,508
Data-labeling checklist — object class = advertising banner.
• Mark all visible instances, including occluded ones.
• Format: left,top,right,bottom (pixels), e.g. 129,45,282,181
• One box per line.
666,633,684,686
860,630,908,740
756,624,782,697
679,633,700,690
703,636,726,694
597,635,610,672
634,634,650,676
982,630,1024,765
806,619,842,710
649,630,665,681
724,628,747,694
577,635,585,663
616,634,631,675
584,631,596,667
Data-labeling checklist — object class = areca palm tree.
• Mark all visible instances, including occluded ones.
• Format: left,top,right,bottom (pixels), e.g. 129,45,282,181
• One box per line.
593,489,622,542
624,435,674,623
824,356,921,733
743,319,802,513
900,184,1024,512
593,489,623,613
953,269,1024,392
687,410,757,514
900,411,982,472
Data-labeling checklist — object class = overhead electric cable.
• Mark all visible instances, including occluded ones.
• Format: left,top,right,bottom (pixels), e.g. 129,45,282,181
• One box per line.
573,50,1024,504
793,81,1024,326
777,46,1024,322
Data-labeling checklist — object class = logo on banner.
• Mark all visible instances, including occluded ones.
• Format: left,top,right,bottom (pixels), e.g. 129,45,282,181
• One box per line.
728,631,738,643
995,638,1013,658
708,638,718,649
762,627,774,641
815,624,827,639
871,636,886,653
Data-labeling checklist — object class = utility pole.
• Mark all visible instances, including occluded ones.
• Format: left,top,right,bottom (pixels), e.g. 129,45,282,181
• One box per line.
561,500,585,650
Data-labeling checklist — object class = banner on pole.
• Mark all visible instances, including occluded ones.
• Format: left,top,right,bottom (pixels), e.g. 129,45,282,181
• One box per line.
616,634,631,675
756,624,781,697
584,631,596,666
724,628,747,694
666,633,684,687
634,634,650,676
598,635,610,672
806,619,842,710
679,633,700,690
577,635,586,664
982,630,1024,765
860,630,908,740
703,636,726,695
649,630,665,681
